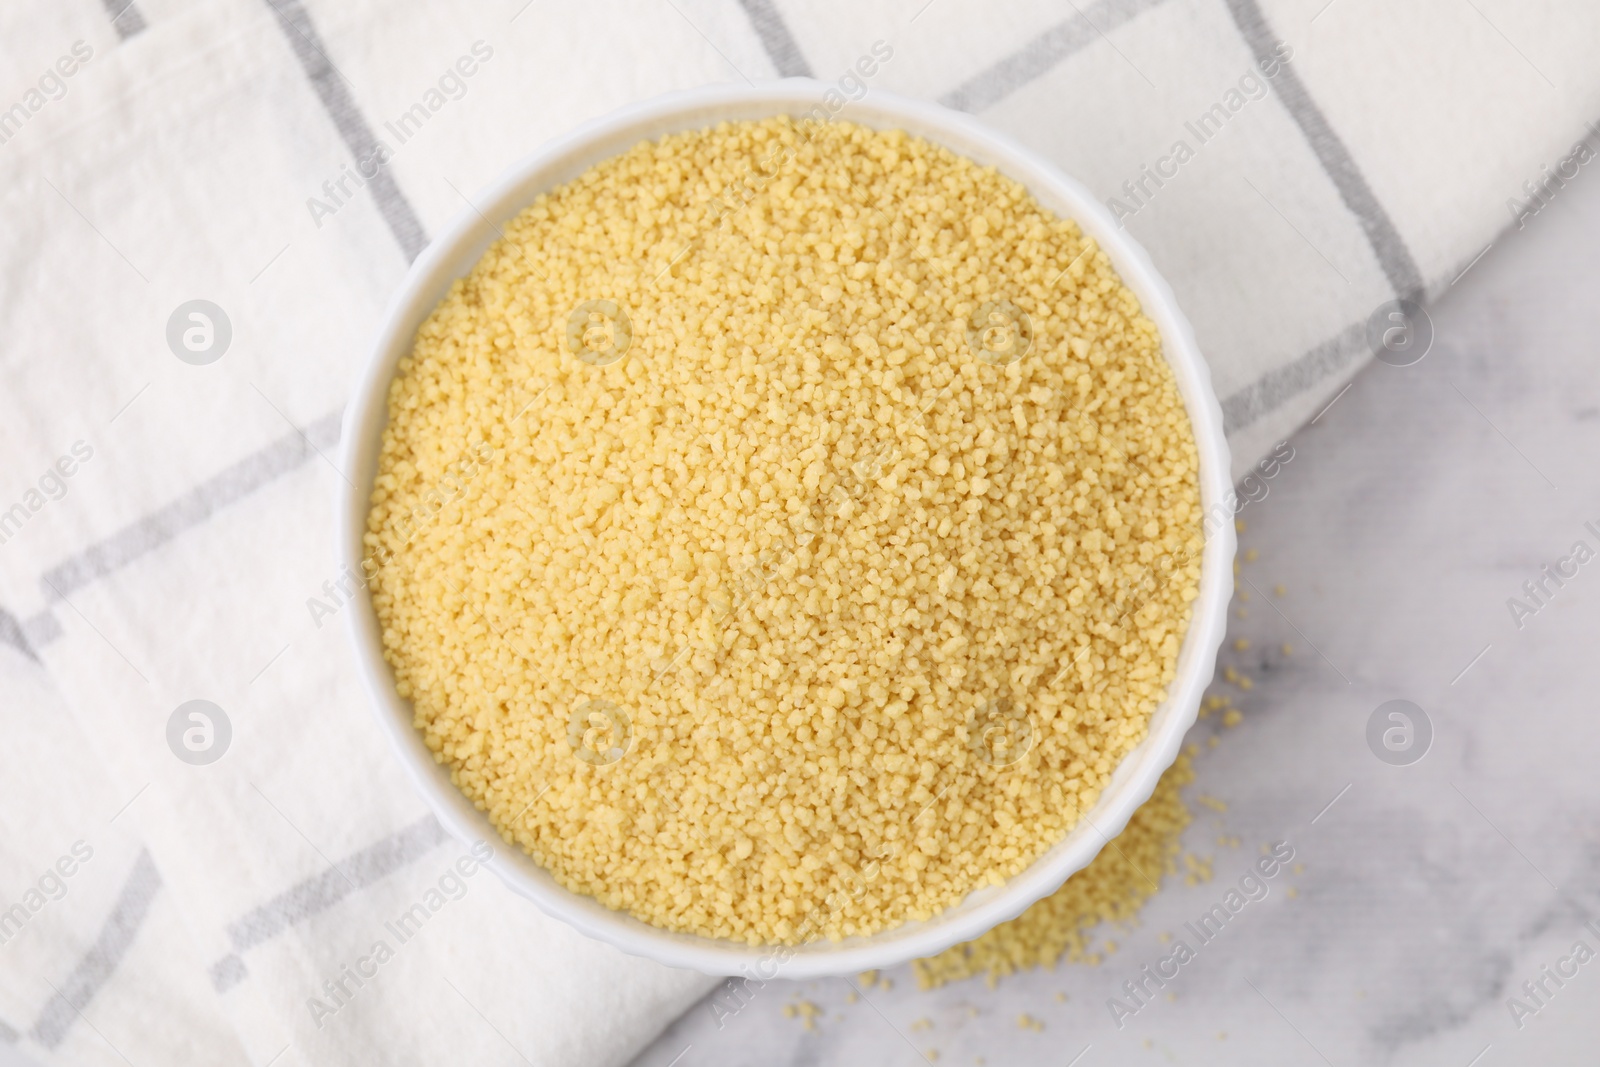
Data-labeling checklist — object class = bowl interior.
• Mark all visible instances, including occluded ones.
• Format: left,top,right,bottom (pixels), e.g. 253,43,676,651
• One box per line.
338,79,1234,979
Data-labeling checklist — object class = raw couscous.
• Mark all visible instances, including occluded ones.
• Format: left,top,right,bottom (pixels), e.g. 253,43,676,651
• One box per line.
364,116,1202,944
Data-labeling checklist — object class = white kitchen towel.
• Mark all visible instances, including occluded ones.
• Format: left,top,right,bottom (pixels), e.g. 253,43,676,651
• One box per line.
0,0,1595,1065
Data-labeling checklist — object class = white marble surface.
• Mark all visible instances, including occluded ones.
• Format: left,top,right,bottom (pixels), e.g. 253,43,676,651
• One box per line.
624,121,1600,1067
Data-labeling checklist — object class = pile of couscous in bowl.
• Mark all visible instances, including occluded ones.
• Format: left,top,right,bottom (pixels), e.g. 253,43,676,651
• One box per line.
363,115,1203,947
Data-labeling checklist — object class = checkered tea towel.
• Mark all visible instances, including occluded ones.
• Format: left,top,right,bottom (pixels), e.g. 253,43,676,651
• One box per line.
0,0,1595,1064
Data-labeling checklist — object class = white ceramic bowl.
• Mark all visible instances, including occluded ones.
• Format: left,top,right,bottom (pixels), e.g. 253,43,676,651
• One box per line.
338,79,1234,979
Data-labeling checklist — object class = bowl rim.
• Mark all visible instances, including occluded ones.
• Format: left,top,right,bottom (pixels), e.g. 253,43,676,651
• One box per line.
337,76,1235,979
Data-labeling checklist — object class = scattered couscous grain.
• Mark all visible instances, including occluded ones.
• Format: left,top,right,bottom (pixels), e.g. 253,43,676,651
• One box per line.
912,753,1194,987
784,999,824,1030
366,116,1202,944
1183,851,1213,886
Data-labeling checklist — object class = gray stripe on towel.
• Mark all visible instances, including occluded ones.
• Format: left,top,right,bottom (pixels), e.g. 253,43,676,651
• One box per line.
22,610,63,653
262,0,430,262
736,0,814,78
1224,0,1422,300
940,0,1172,114
0,607,38,660
31,850,162,1049
101,0,148,39
1220,319,1367,434
211,815,450,992
40,410,342,605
